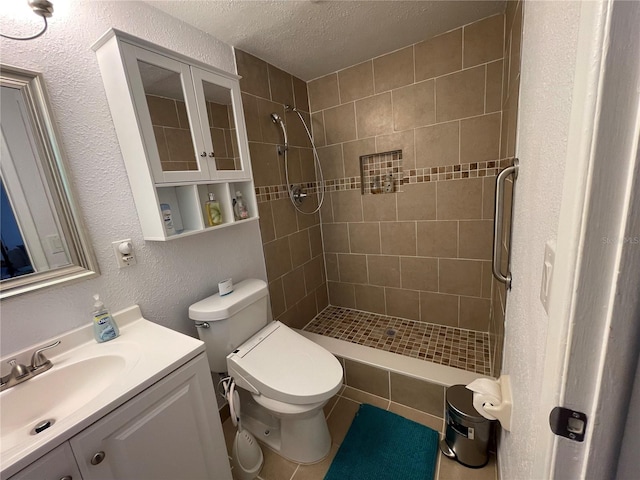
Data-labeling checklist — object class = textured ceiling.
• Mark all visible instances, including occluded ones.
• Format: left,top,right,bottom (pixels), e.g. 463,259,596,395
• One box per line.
146,1,506,81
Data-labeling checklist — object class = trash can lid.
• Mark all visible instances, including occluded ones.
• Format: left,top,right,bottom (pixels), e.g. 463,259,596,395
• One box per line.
446,384,485,421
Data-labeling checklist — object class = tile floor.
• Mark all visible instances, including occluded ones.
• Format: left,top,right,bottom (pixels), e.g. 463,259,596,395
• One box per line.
221,385,498,480
303,306,492,375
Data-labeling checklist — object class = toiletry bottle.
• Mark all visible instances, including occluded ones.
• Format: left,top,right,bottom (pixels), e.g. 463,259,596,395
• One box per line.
205,193,223,226
160,203,176,235
233,191,249,220
92,294,120,343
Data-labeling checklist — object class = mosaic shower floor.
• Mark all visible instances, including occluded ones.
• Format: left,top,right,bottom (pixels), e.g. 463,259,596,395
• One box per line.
303,306,492,376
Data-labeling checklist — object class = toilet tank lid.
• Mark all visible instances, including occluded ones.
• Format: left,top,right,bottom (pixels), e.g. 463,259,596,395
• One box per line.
189,279,268,321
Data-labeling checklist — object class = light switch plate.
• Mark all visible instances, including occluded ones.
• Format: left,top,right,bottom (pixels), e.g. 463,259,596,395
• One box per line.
540,239,556,313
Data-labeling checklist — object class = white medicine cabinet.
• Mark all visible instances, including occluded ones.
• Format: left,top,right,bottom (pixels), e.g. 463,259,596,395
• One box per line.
92,30,257,241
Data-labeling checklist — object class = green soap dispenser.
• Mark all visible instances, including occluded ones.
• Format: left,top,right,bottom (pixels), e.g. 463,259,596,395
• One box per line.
92,294,120,343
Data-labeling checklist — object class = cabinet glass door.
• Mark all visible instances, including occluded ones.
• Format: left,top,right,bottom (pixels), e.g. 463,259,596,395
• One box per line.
123,44,209,183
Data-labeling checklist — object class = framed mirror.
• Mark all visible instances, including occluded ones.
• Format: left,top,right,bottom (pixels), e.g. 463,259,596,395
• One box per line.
0,65,99,299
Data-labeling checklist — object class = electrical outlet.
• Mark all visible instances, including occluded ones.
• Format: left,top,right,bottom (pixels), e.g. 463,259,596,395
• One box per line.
112,239,137,268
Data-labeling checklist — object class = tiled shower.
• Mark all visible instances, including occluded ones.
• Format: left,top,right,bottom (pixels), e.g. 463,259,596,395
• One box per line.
239,7,522,378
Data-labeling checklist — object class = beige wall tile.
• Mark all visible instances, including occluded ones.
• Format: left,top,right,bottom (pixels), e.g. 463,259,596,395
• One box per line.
271,198,298,238
436,178,483,220
354,284,386,315
459,296,491,331
325,253,339,281
153,126,170,165
268,278,286,318
460,113,501,163
263,236,292,279
397,183,437,220
320,191,334,223
415,29,462,81
311,112,326,147
439,259,482,296
390,373,444,417
400,257,438,291
435,66,485,122
388,403,444,433
210,102,230,129
235,50,270,99
481,261,493,298
362,193,397,222
297,291,318,327
486,60,503,113
318,144,345,180
385,287,420,320
355,93,393,138
241,93,262,142
164,128,196,164
256,97,286,144
323,223,350,253
147,95,179,127
285,109,312,148
338,60,374,103
381,222,416,256
342,386,390,410
463,14,505,68
509,2,523,89
175,101,189,129
332,190,363,222
289,229,311,267
349,223,381,254
257,201,275,243
210,128,227,158
376,130,415,170
392,80,435,131
458,220,493,260
417,220,458,258
283,266,306,308
368,255,401,287
324,103,357,144
338,254,368,284
268,64,294,106
373,46,414,93
420,292,459,326
304,255,325,291
344,359,390,398
309,225,324,257
299,148,318,183
328,281,356,308
316,283,329,311
308,73,340,112
482,175,496,220
415,121,459,168
343,138,376,177
293,76,309,112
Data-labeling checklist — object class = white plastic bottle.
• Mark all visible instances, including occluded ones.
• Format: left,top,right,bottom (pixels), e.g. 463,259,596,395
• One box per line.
92,294,120,343
233,191,249,220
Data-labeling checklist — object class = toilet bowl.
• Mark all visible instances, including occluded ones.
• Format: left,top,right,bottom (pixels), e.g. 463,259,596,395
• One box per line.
189,279,343,464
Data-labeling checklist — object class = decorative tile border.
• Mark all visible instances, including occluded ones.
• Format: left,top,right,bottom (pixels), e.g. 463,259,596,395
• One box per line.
360,150,403,194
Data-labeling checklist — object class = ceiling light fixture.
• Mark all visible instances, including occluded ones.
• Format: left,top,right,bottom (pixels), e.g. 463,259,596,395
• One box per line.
1,0,54,41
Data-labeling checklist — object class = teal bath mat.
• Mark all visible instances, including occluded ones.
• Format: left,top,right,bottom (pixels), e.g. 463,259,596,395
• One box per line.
324,403,439,480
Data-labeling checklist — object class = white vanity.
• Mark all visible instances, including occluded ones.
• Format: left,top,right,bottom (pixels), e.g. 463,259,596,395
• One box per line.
0,307,231,480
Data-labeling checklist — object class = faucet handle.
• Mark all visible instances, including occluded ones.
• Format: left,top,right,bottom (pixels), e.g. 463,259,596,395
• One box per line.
8,359,30,379
30,340,61,370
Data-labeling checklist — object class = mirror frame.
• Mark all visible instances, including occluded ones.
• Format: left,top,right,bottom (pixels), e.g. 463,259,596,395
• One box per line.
0,65,99,299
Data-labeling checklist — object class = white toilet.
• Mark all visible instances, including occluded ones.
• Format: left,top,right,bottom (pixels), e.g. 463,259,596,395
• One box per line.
189,278,343,464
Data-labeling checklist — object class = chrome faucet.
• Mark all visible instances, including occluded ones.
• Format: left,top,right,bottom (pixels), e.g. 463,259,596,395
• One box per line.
0,340,60,391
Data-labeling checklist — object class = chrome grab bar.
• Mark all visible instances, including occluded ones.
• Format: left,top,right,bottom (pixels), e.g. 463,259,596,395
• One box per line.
493,158,519,290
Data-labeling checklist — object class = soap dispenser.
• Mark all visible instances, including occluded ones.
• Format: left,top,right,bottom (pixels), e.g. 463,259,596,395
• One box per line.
204,193,223,226
92,294,119,343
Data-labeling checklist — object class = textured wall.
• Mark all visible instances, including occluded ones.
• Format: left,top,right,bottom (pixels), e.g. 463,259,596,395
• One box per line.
0,1,267,354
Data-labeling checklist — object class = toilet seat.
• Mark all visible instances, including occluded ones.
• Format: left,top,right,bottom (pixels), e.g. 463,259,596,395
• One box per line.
227,322,343,406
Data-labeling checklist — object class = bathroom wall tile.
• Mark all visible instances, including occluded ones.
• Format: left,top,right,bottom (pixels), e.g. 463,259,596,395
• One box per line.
256,97,286,145
299,148,317,183
324,103,357,144
435,66,485,122
322,223,350,253
355,93,393,138
458,220,493,260
459,296,491,331
341,386,390,410
420,292,459,327
210,103,230,129
349,223,381,254
146,95,179,128
296,291,318,328
311,112,327,147
367,255,401,287
317,144,345,180
283,266,306,308
415,29,462,81
210,128,227,158
325,253,339,281
332,190,363,223
380,222,416,256
268,278,286,319
373,46,414,93
235,50,270,99
362,193,397,222
344,359,390,398
320,192,334,223
263,237,292,279
436,178,483,220
257,201,275,243
289,229,311,268
354,284,386,315
309,225,324,258
463,14,504,68
509,3,523,95
268,64,294,106
153,126,170,166
282,147,303,187
385,287,420,321
304,255,325,291
486,60,504,113
390,373,445,418
241,93,262,142
483,176,497,220
338,60,374,103
392,80,435,131
328,282,356,308
481,261,493,298
417,220,458,258
400,257,438,292
439,259,483,296
175,101,189,129
388,403,444,433
308,73,340,112
293,76,310,112
271,198,298,238
286,109,312,148
415,121,459,168
397,183,436,221
315,283,329,311
338,254,368,284
296,202,321,230
343,138,376,177
376,130,415,170
460,113,501,163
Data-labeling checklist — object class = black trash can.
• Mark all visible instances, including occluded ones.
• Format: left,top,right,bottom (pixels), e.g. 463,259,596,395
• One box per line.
439,384,493,468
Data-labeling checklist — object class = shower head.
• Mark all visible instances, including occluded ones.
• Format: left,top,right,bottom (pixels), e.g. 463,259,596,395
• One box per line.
270,112,283,124
270,112,288,150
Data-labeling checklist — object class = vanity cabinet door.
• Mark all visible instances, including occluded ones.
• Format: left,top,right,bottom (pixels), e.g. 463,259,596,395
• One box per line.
70,354,231,480
9,442,82,480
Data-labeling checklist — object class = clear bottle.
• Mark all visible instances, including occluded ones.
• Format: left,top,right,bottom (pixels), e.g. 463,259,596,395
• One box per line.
92,294,119,343
160,203,176,235
233,191,249,220
204,193,223,226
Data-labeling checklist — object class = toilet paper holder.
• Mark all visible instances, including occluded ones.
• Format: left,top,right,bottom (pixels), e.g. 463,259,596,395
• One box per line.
466,375,512,431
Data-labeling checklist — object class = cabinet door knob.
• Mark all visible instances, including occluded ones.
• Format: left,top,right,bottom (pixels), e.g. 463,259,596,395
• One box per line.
200,151,207,157
90,451,106,465
208,151,214,157
60,476,73,480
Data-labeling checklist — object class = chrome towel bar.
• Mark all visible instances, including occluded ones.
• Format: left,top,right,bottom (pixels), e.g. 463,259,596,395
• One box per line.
492,159,519,289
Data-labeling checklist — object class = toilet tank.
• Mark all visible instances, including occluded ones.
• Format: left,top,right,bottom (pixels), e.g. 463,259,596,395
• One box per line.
189,279,269,373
